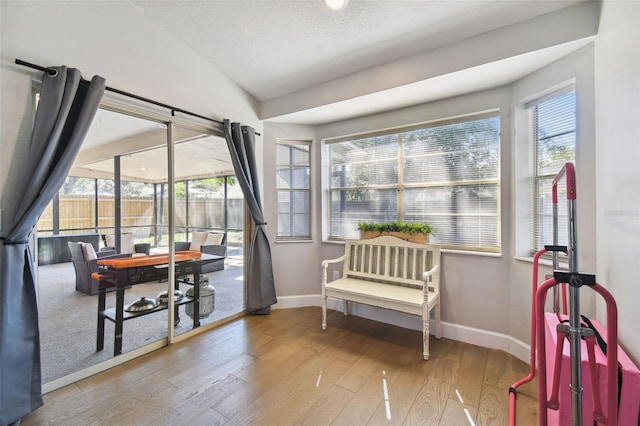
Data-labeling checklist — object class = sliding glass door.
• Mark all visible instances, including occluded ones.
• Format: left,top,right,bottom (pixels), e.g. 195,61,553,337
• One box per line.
36,105,245,390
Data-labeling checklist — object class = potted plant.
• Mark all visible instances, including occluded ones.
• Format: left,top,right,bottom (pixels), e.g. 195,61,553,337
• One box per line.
357,220,434,244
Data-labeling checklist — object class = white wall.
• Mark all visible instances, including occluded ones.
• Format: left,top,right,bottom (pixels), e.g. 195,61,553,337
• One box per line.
594,0,640,365
0,1,260,213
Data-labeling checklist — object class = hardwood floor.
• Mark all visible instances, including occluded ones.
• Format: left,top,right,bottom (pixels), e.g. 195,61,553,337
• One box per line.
23,307,538,425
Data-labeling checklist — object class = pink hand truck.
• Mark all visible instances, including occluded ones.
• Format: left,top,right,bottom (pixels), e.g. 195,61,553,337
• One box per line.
508,162,640,426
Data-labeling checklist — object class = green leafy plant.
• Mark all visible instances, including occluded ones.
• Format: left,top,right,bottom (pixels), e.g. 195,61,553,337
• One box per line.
357,220,433,235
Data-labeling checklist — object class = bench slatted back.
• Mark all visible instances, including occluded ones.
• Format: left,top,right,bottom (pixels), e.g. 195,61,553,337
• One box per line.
344,236,438,288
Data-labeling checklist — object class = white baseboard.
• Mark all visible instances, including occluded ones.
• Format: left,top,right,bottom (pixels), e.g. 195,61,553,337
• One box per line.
273,294,531,364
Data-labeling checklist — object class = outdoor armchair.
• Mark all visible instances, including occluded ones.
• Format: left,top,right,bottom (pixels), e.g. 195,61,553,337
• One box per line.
68,241,131,295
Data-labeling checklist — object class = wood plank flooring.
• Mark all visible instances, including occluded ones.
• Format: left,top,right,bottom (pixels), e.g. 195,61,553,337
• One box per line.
22,307,539,425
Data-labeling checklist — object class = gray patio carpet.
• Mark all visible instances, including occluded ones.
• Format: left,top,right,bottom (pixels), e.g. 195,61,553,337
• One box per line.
37,249,244,383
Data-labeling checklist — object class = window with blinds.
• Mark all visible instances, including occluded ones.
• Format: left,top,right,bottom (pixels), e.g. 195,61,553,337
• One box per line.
276,140,311,241
326,112,501,252
529,88,576,254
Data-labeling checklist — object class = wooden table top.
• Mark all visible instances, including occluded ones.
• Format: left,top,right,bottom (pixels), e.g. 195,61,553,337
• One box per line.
97,250,202,269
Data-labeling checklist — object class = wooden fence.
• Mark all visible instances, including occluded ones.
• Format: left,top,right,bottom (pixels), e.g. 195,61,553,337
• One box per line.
37,194,242,236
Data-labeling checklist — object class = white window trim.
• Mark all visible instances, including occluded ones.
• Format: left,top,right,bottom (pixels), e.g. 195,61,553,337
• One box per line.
275,139,312,242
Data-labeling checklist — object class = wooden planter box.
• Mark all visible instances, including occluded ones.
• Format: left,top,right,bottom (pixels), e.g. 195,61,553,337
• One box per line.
360,231,429,244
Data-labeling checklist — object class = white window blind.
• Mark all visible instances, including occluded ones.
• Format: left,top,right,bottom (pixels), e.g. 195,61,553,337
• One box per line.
326,112,501,252
530,88,576,253
276,140,311,240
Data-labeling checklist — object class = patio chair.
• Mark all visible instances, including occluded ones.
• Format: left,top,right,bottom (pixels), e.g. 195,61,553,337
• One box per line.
68,241,130,295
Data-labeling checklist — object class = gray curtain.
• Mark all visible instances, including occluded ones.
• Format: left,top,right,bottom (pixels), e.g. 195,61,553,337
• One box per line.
0,67,105,425
223,120,276,314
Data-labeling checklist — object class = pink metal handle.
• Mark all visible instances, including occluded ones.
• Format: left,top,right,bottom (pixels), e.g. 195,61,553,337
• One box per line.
552,162,577,203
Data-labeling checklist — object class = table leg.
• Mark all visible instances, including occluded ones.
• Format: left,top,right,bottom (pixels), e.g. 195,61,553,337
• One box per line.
97,284,106,352
173,278,180,326
193,266,201,328
114,283,125,356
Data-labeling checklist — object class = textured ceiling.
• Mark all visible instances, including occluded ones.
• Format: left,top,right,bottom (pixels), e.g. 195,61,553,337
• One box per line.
131,0,586,102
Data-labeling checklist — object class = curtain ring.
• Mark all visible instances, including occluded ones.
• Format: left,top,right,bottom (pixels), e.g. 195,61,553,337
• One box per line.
47,68,58,77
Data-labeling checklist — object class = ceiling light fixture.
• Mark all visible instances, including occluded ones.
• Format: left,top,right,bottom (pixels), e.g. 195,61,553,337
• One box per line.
323,0,349,11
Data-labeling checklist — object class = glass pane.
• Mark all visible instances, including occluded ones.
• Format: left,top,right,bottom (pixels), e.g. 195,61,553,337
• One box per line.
330,188,397,238
98,178,115,237
277,166,309,189
120,149,166,248
330,134,398,164
327,114,500,251
535,92,576,139
36,108,169,384
227,178,244,230
421,215,499,248
533,92,576,251
188,178,227,230
403,117,500,184
536,176,569,247
404,185,499,250
404,185,498,215
37,177,98,236
277,141,311,240
277,190,310,238
536,132,576,176
277,191,310,214
330,159,398,187
173,127,244,334
277,142,309,166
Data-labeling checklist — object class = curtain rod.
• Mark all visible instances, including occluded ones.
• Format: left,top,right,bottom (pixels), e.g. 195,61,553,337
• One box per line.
15,58,260,135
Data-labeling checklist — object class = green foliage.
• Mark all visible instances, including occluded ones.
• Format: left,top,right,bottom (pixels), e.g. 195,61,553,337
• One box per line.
357,220,433,235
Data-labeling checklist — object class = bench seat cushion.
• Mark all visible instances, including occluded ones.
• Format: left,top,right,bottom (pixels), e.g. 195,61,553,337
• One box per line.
325,277,427,316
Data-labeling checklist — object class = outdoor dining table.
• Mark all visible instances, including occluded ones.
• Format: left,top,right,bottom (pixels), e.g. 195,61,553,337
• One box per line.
93,251,223,356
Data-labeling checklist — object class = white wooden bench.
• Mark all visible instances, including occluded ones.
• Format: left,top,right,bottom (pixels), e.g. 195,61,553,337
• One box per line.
321,235,441,360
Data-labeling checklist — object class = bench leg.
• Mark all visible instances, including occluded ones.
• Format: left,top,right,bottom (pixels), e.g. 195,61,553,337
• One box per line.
321,296,327,331
423,314,430,361
435,303,442,339
343,300,349,316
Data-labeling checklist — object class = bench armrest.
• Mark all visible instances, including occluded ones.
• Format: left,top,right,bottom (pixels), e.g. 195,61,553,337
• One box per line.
321,254,346,287
423,264,439,281
321,254,346,269
423,264,440,295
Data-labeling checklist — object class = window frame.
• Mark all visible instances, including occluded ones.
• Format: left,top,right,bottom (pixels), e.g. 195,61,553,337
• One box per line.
323,111,501,253
527,85,577,256
275,139,312,242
